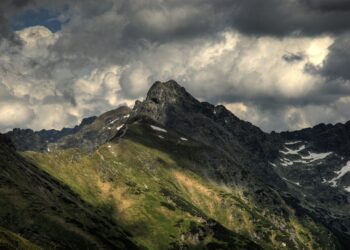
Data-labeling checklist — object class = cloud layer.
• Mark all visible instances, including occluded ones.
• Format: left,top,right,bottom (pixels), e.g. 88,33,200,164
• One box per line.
1,0,350,132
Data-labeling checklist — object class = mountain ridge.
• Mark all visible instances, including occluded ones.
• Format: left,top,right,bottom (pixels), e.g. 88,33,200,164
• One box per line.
1,80,350,249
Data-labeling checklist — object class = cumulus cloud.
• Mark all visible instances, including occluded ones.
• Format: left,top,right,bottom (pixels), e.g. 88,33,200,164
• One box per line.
1,0,350,132
0,102,35,130
0,25,128,132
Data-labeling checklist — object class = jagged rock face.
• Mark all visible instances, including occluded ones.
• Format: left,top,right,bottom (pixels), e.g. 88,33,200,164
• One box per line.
50,106,131,151
131,80,284,188
6,106,131,152
0,134,15,150
281,122,350,156
271,140,350,239
6,116,97,151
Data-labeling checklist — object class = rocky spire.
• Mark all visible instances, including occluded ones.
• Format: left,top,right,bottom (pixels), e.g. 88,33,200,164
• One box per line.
130,80,284,189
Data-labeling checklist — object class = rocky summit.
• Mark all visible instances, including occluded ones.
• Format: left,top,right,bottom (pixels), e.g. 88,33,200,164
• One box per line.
2,80,350,249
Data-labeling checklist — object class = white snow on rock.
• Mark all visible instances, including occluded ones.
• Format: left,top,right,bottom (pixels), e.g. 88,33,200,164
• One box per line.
109,118,120,124
327,161,350,187
301,152,332,162
344,187,350,192
109,114,129,125
279,141,332,166
282,177,301,186
280,145,305,155
180,137,188,141
150,125,167,133
293,159,310,164
285,141,303,145
116,124,124,130
158,135,164,139
269,162,277,167
280,158,294,166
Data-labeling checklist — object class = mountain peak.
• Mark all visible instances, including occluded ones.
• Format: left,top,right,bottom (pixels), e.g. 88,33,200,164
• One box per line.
145,80,198,106
131,80,202,126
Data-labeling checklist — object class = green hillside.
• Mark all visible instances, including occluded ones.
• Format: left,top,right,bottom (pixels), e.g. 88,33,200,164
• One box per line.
0,227,41,250
0,135,138,249
22,121,339,249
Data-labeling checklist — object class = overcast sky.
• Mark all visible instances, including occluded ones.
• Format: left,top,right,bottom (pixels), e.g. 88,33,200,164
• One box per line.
1,0,350,132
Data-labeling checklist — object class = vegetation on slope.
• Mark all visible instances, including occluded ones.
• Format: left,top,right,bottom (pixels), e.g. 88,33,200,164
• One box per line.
0,136,138,249
0,227,41,250
23,122,339,249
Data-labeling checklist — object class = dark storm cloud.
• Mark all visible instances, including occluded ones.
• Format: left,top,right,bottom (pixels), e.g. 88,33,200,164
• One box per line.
226,0,350,36
119,0,222,43
0,0,32,39
282,52,305,63
320,33,350,80
3,0,350,43
303,0,350,12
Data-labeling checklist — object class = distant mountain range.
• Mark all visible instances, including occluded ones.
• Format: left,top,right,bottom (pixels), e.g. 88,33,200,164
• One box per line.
1,80,349,249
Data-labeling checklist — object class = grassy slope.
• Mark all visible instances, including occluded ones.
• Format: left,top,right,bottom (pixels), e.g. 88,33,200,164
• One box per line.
0,227,41,250
0,140,138,250
24,123,339,249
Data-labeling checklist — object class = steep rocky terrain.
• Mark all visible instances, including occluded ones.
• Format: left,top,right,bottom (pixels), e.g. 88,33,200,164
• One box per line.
7,106,131,152
6,116,96,151
273,125,350,246
130,80,284,188
2,80,350,249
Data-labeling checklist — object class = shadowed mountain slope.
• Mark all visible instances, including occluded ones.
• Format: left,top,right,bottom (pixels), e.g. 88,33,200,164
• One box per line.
0,134,139,249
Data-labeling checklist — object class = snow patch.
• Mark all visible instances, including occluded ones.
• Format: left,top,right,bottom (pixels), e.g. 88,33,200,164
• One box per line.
283,177,301,186
301,152,332,162
180,137,188,141
158,135,164,139
150,125,167,133
280,145,305,155
285,141,303,145
117,124,124,130
109,118,119,124
344,187,350,192
109,114,129,125
293,159,310,164
280,158,294,166
269,162,277,168
327,161,350,187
